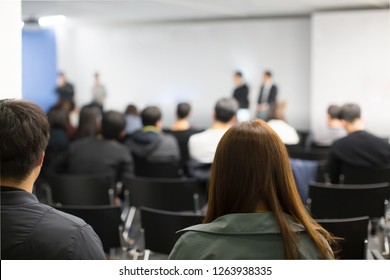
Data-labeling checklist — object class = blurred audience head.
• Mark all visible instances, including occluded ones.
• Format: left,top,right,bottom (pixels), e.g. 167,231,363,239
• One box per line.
214,98,238,124
141,106,162,128
47,107,68,131
176,102,191,120
74,106,102,140
125,104,139,116
101,110,126,140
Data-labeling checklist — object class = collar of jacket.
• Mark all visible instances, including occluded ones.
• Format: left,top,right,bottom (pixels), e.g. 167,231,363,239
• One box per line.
1,186,39,206
179,212,306,235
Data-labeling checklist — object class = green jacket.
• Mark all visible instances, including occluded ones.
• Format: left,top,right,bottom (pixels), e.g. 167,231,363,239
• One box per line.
169,212,330,260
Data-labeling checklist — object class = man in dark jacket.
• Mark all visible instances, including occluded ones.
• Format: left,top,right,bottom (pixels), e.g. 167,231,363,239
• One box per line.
328,103,390,183
0,99,105,260
124,106,180,163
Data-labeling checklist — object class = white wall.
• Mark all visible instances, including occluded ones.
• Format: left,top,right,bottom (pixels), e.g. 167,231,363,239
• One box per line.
0,0,22,99
311,10,390,137
57,18,310,129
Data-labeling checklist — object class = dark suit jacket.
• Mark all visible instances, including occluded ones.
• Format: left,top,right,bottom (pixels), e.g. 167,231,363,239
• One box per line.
257,84,277,105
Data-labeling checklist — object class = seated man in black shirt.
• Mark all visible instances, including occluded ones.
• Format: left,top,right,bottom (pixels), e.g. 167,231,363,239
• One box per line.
0,99,105,259
328,103,390,183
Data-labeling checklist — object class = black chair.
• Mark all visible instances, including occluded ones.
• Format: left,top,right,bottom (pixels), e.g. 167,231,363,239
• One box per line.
316,216,369,259
123,176,204,212
308,182,390,220
340,163,390,185
140,206,204,258
132,154,183,178
287,146,330,161
46,173,115,206
56,205,124,251
121,176,204,242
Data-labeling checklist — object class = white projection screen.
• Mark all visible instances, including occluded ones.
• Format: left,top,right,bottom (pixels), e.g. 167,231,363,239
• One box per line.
311,10,390,138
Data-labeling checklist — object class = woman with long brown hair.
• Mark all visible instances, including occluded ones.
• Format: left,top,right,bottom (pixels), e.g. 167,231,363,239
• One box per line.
169,120,336,259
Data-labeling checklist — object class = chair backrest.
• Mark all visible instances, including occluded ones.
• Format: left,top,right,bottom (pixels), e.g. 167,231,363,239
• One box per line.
341,163,390,185
132,154,183,178
316,216,369,259
47,173,115,206
309,181,390,219
287,146,330,161
56,205,122,250
140,206,204,255
123,176,204,212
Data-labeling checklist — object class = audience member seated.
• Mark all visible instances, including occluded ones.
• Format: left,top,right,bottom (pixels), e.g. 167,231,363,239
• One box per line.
266,101,299,145
72,105,102,141
124,106,180,163
165,102,203,175
41,107,70,179
311,104,347,147
50,99,76,139
52,110,133,183
124,104,142,135
0,99,105,260
188,98,238,179
328,103,390,183
169,120,336,259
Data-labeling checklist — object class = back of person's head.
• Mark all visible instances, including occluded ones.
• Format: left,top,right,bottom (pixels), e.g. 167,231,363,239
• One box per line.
214,98,238,123
205,120,335,259
267,101,286,121
234,71,242,78
338,103,361,123
141,106,161,127
176,102,191,119
101,110,125,140
264,70,272,78
327,105,341,120
47,107,68,130
0,99,50,183
125,104,138,116
74,106,102,140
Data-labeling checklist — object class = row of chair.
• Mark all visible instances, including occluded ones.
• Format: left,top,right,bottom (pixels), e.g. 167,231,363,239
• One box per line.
44,174,205,257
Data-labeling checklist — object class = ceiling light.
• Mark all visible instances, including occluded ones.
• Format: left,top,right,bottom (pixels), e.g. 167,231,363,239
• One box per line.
38,15,66,27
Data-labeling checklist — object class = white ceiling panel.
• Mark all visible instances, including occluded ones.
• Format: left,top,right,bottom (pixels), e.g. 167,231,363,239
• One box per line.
22,0,389,23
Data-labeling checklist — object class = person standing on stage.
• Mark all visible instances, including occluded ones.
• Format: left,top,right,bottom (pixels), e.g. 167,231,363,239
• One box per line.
232,71,250,121
257,70,277,120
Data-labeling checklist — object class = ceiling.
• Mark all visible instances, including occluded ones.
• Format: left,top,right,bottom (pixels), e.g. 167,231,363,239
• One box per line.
22,0,389,24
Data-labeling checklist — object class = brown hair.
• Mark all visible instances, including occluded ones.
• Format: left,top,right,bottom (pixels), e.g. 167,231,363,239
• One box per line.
205,120,336,259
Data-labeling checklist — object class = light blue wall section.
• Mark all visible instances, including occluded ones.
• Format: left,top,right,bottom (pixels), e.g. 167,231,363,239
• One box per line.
22,28,57,112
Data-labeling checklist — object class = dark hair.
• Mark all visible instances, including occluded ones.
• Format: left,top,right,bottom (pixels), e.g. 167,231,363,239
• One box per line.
125,104,138,115
176,103,191,119
73,106,101,140
101,111,126,140
214,98,238,123
205,120,336,259
338,103,361,123
47,107,68,130
264,71,272,77
234,71,243,77
0,99,50,182
327,105,341,120
141,106,162,126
